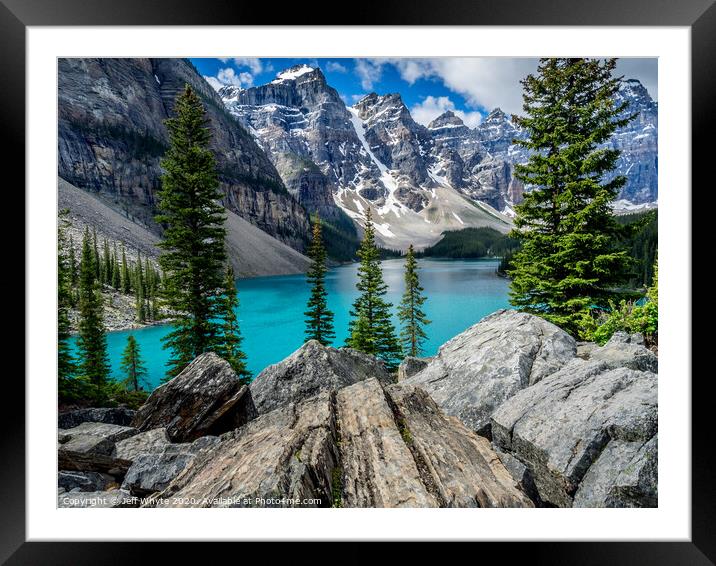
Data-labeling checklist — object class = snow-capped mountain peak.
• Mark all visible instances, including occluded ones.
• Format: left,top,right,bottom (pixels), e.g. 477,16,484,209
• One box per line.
271,64,319,84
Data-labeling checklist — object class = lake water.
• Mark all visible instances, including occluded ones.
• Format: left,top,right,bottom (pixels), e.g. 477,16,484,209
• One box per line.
72,259,510,390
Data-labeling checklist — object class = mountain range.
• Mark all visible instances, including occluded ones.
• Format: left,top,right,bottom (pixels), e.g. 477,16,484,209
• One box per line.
58,59,658,265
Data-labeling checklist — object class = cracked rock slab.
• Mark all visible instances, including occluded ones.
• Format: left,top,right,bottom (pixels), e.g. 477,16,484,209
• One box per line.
385,383,533,508
404,309,576,432
132,352,257,442
146,392,338,507
337,379,438,508
491,359,657,507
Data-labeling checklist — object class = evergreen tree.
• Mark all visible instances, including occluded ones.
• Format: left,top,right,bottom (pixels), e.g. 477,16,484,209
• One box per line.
304,217,335,346
68,236,78,288
102,238,112,286
217,265,250,383
111,244,121,289
77,227,109,398
346,209,402,368
508,58,634,338
397,244,430,357
135,276,146,323
120,246,131,294
58,213,77,391
119,335,149,391
92,228,101,282
155,85,228,378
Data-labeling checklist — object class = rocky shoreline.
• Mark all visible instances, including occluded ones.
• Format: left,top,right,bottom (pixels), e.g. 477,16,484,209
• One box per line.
57,309,657,508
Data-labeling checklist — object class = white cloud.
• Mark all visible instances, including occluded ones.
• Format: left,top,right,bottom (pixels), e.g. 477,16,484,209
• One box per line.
326,61,348,73
411,96,483,129
204,67,254,91
381,57,658,115
354,59,384,90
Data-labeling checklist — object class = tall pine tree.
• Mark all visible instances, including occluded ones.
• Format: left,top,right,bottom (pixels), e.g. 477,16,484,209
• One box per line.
119,335,149,392
77,227,109,398
397,244,430,357
508,58,634,338
217,265,250,383
346,209,402,368
156,85,228,378
304,217,335,346
58,213,77,394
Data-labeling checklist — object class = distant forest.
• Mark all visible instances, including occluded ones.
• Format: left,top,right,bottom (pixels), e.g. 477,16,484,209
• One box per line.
421,210,657,289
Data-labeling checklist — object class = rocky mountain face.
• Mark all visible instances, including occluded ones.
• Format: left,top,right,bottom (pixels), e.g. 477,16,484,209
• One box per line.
58,58,311,252
220,66,512,250
219,66,657,248
57,311,657,509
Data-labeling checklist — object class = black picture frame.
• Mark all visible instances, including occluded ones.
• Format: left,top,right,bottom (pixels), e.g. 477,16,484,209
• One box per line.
6,0,710,562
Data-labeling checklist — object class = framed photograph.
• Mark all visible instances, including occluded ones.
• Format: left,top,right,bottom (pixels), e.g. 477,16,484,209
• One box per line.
8,0,710,561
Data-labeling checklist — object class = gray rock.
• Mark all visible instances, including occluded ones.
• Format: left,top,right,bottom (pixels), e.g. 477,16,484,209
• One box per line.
58,471,113,492
397,356,431,381
122,436,221,496
587,332,657,373
404,310,577,433
147,393,338,507
113,428,170,461
58,407,136,429
149,376,531,508
573,436,657,507
384,383,533,508
249,340,392,415
337,380,438,508
60,422,139,443
58,489,138,508
132,352,256,442
59,435,115,457
491,358,657,507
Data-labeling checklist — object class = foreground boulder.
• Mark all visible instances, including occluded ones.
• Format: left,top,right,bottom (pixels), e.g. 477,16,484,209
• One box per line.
58,422,140,468
58,471,114,492
148,392,337,507
147,378,531,508
491,358,657,508
132,353,257,442
58,407,136,429
113,428,171,461
404,310,577,433
586,332,658,373
122,436,220,496
249,340,392,415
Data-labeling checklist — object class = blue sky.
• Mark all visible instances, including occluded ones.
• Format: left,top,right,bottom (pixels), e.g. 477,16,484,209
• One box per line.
191,58,657,128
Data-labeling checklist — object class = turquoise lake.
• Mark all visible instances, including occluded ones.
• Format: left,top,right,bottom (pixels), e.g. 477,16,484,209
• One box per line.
72,259,510,390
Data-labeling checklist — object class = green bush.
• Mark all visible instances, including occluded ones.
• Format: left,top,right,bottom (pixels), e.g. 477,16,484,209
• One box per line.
591,260,658,346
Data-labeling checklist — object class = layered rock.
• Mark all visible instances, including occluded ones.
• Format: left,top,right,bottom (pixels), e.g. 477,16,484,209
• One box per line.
122,436,221,496
132,352,257,442
404,310,577,434
148,392,338,507
58,407,136,429
249,340,391,415
491,359,658,507
148,377,531,508
58,58,311,251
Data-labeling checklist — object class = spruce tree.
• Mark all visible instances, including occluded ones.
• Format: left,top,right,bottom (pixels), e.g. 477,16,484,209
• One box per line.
398,244,430,357
111,244,121,289
102,238,112,286
304,217,335,346
119,335,149,391
92,228,101,282
217,265,250,383
120,246,131,294
346,209,402,368
155,85,228,378
68,236,78,288
58,214,76,391
78,228,109,398
508,58,634,338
